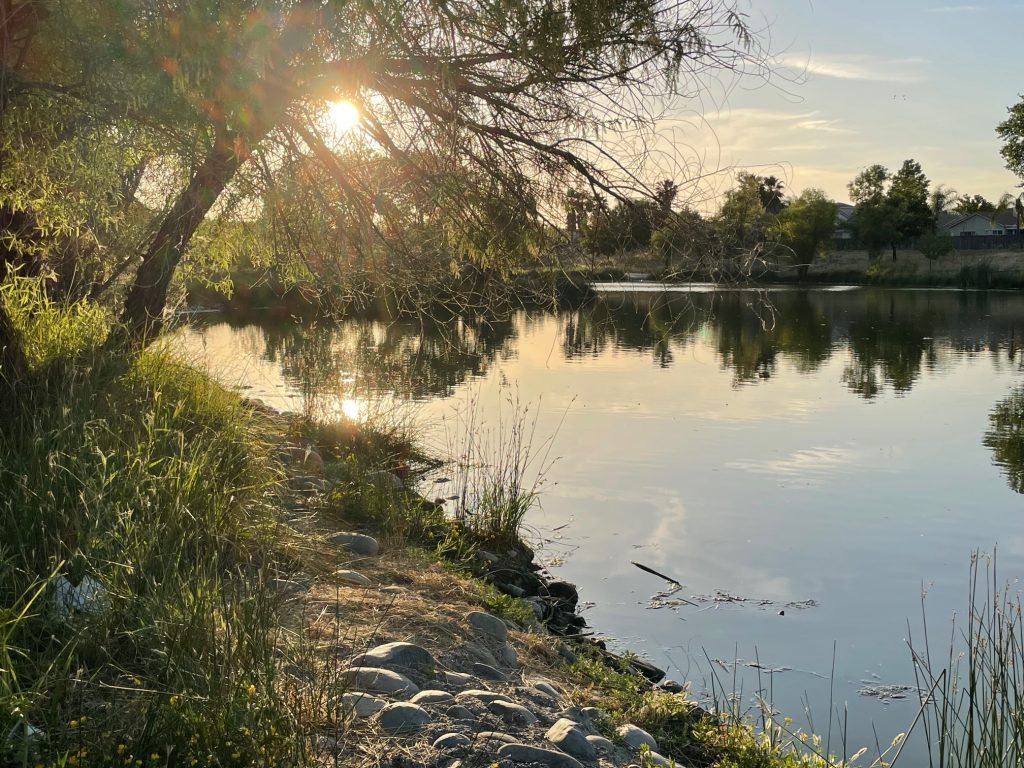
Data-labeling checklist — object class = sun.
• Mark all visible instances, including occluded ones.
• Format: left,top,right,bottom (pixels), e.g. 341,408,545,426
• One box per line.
327,100,360,133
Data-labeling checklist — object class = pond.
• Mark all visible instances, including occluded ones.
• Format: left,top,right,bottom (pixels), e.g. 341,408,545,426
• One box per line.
179,286,1024,765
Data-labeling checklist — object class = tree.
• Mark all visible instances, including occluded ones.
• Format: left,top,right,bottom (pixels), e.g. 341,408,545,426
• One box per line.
756,175,787,214
2,0,770,345
954,194,996,214
718,173,779,250
847,160,932,260
779,189,836,280
919,231,954,271
651,208,718,273
997,95,1024,181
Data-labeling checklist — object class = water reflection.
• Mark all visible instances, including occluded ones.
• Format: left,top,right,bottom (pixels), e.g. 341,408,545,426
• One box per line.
199,288,1024,408
985,387,1024,494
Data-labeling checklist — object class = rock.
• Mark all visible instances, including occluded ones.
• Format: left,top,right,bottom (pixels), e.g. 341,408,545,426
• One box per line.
445,705,476,721
642,752,673,768
497,743,585,768
499,583,526,598
557,644,578,664
472,663,508,682
352,642,435,675
330,531,380,556
438,671,475,688
378,702,430,735
433,733,472,750
545,719,596,762
381,586,406,595
585,735,615,754
341,667,419,697
341,692,388,718
623,657,665,684
658,680,685,694
52,574,110,619
581,707,603,726
488,700,538,726
368,470,404,491
336,570,372,587
617,724,658,753
544,581,579,609
456,690,513,705
527,598,547,620
467,611,508,643
498,644,518,668
476,731,520,745
289,475,327,493
532,681,562,700
411,690,454,705
476,550,500,564
459,642,500,668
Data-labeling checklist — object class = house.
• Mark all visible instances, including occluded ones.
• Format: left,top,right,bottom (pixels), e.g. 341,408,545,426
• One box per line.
835,203,856,240
939,209,1020,237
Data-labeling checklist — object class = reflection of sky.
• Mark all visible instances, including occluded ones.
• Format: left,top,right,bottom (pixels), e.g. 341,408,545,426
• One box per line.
178,297,1024,766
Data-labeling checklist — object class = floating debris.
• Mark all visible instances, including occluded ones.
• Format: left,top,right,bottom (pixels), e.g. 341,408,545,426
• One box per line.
857,682,920,703
647,589,817,612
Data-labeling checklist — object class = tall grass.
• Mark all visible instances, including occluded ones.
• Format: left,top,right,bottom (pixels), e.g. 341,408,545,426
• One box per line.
909,550,1024,768
0,277,329,766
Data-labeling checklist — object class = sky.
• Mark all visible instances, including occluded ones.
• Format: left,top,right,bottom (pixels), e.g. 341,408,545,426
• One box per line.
659,0,1024,208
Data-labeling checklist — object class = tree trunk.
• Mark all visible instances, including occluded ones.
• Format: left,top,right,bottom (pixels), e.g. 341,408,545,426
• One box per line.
121,139,242,342
891,243,897,261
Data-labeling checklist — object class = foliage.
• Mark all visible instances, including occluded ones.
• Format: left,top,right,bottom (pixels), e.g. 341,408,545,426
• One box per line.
919,232,954,265
582,197,663,255
718,173,782,251
847,159,932,259
997,94,1024,182
651,208,719,272
779,189,836,277
983,387,1024,494
953,194,997,214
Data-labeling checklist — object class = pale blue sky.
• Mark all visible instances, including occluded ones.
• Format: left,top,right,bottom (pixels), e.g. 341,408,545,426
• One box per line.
667,0,1024,206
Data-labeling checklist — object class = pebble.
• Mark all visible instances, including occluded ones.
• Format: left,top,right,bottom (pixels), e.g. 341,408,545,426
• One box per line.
341,667,419,697
330,531,380,556
460,641,500,667
617,724,659,753
467,611,508,643
411,690,455,705
475,731,520,745
445,705,476,721
378,702,430,735
438,670,475,688
336,570,372,587
433,733,472,750
497,743,585,768
341,691,387,718
488,699,538,726
352,642,435,675
581,707,603,725
585,735,616,754
498,644,518,668
532,680,562,700
476,550,500,563
643,752,673,768
472,662,508,681
545,718,596,762
456,690,513,705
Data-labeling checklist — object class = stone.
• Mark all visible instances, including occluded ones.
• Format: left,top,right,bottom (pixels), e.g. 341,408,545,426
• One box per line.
330,531,380,556
336,570,372,587
456,690,513,705
352,642,435,675
488,700,538,726
497,743,585,768
658,680,685,694
497,644,518,668
459,642,500,668
557,644,578,664
411,690,454,705
642,752,673,768
544,581,579,609
475,731,520,745
433,733,472,750
341,667,419,697
341,692,387,718
378,702,430,735
532,680,562,700
52,574,110,619
476,550,500,564
467,611,508,643
381,586,406,595
527,598,547,620
585,735,615,754
472,663,508,682
545,719,596,762
617,724,658,753
438,671,475,688
500,583,526,598
581,707,603,726
445,705,476,721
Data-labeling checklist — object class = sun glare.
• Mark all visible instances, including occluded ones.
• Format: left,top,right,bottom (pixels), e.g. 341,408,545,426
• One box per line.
328,100,360,134
340,398,363,421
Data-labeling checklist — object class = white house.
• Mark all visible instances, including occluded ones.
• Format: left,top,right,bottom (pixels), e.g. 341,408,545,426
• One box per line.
939,210,1019,237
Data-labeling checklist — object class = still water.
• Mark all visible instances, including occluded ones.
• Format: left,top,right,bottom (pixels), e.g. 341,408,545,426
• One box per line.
180,286,1024,764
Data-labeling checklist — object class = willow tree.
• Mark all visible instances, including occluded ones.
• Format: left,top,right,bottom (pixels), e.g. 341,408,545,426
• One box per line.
4,0,770,345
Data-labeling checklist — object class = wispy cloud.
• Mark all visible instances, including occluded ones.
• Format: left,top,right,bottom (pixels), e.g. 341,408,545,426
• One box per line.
928,4,980,11
781,53,928,83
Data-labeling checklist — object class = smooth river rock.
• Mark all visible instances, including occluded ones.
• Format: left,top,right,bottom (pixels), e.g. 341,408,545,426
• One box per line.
456,689,513,705
472,662,507,681
342,667,418,697
351,641,435,675
336,570,372,587
433,733,472,750
585,735,616,754
488,699,538,726
497,743,584,768
378,702,430,735
617,724,659,753
330,531,380,556
410,689,454,705
467,611,508,643
341,691,388,718
545,719,596,762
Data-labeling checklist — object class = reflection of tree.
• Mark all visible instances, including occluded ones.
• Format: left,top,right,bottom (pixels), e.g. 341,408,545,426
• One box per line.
984,388,1024,494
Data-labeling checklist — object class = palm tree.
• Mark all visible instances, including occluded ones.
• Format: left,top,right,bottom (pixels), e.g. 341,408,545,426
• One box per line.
757,176,787,214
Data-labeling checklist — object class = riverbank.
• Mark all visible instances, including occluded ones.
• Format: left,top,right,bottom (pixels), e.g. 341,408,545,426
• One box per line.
0,301,830,767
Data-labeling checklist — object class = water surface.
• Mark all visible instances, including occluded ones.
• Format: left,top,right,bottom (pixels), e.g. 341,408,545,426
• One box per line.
180,287,1024,765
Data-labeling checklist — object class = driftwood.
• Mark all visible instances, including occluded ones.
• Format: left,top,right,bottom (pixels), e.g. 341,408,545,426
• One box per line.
631,561,681,585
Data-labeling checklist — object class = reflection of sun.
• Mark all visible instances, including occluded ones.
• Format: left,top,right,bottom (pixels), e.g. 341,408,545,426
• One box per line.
340,398,362,421
327,100,360,133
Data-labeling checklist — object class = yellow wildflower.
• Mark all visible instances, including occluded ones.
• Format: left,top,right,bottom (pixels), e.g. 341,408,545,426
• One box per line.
246,684,256,696
117,744,127,755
